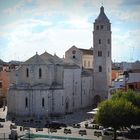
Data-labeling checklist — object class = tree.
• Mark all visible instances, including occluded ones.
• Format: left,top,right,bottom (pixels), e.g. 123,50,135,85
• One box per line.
112,89,140,124
112,90,140,108
95,99,139,140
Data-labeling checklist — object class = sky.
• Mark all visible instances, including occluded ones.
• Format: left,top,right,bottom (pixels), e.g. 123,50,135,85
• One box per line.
0,0,140,62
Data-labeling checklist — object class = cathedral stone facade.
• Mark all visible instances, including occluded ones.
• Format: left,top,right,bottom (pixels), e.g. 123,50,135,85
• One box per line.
7,6,111,118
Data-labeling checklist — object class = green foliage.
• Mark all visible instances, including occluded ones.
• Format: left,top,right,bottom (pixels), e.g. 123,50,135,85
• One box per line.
112,89,140,108
95,90,140,140
95,99,139,129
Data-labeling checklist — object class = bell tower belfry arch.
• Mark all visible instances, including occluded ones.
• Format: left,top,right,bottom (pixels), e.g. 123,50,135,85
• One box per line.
93,6,112,104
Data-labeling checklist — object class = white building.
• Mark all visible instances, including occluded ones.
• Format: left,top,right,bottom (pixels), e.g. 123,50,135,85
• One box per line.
112,62,140,91
7,6,112,119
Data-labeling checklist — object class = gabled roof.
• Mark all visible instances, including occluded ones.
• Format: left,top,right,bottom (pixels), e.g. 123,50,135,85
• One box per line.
66,45,93,56
0,59,7,65
53,54,64,64
95,6,110,23
40,51,63,64
65,45,80,54
24,53,46,65
8,60,21,65
40,51,54,64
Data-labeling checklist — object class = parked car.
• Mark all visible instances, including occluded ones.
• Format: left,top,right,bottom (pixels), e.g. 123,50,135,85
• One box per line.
10,124,17,129
86,124,93,129
99,126,104,130
73,123,81,128
124,129,140,139
50,128,57,133
45,121,66,129
92,124,99,129
94,130,102,137
0,118,5,122
103,127,114,136
79,130,87,136
64,128,71,134
23,127,30,131
84,123,88,128
36,128,43,132
131,127,140,134
116,130,123,136
23,119,29,123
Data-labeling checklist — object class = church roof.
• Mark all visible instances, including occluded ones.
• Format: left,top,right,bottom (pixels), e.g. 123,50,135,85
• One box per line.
40,51,55,64
24,53,46,65
95,6,110,23
79,48,93,55
23,51,64,65
40,51,63,64
64,63,80,69
53,54,64,64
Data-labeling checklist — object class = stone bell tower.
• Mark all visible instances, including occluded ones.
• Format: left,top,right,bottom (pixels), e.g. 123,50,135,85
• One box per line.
93,6,112,105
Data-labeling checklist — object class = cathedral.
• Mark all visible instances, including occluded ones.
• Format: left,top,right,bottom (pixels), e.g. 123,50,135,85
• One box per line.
7,6,112,118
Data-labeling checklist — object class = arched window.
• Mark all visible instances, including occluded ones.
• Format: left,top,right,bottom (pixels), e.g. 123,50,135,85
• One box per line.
84,60,86,67
99,66,102,72
26,68,29,77
101,25,104,29
108,51,110,57
88,61,90,67
73,55,75,59
42,98,45,107
25,97,28,108
98,51,102,56
72,50,76,54
96,25,99,30
99,39,101,44
39,68,42,78
107,39,110,44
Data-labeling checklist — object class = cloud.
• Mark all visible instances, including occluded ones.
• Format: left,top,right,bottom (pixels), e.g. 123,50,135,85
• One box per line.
112,27,140,62
118,8,140,22
1,17,92,61
122,0,140,6
0,0,140,62
59,18,91,29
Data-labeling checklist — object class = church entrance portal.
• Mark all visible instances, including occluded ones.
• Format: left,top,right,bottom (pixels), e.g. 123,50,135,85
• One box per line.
93,95,101,107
